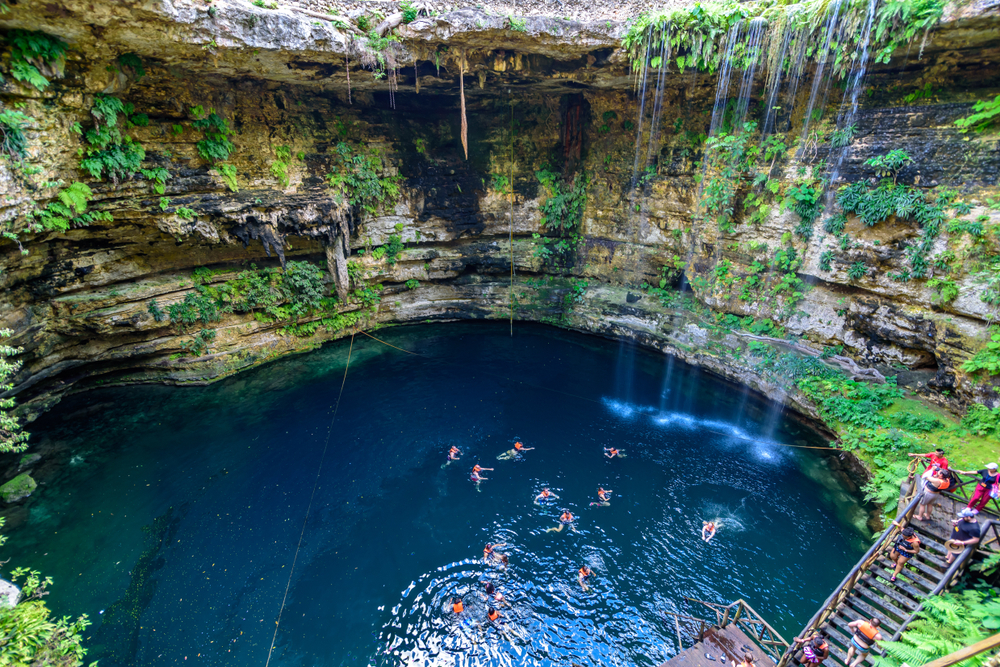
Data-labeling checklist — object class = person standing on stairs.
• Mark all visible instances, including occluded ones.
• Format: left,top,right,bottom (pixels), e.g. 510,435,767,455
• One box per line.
886,525,921,583
913,466,950,521
845,617,882,667
909,448,948,472
945,508,982,565
952,462,999,513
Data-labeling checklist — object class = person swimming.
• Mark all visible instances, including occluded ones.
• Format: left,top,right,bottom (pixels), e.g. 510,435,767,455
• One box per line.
534,487,559,505
483,542,507,563
578,564,593,591
702,520,719,542
470,464,493,491
546,510,576,533
604,447,624,459
590,487,613,506
442,446,462,467
487,606,500,622
498,440,535,460
452,596,464,614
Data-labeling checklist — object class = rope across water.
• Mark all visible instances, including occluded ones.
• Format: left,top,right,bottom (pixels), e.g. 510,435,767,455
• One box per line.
264,334,355,667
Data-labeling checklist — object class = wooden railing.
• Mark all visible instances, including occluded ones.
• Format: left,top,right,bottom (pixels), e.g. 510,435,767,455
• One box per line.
684,597,790,663
776,492,924,667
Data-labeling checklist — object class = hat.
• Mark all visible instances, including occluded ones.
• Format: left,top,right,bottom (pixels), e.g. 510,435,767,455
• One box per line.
958,508,979,518
987,463,998,470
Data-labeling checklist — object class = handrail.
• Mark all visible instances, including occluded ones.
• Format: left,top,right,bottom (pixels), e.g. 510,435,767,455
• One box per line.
776,492,924,667
917,632,1000,667
685,598,790,661
890,517,1000,641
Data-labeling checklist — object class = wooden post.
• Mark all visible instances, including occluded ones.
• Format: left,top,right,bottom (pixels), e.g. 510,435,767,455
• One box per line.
674,613,684,653
917,633,1000,667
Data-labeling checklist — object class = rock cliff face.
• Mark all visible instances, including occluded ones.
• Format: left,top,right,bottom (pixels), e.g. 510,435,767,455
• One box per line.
1,0,999,437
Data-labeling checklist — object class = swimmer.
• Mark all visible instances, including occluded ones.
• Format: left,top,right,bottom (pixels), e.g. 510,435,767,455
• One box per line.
604,447,624,459
470,464,493,491
578,564,593,591
483,542,507,563
702,520,718,542
534,487,560,505
452,596,464,614
546,510,576,533
442,446,462,467
487,606,500,622
498,554,509,570
498,440,535,460
590,487,613,506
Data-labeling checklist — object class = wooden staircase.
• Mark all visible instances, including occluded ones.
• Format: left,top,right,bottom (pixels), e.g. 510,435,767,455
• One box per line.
777,475,1000,667
815,520,954,667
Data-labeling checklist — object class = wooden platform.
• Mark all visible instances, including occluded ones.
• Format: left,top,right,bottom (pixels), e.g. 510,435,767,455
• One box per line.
658,624,761,667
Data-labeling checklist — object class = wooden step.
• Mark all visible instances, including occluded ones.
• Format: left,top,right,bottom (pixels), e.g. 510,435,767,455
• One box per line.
847,589,909,627
866,564,930,598
860,576,921,612
853,581,917,620
872,557,939,591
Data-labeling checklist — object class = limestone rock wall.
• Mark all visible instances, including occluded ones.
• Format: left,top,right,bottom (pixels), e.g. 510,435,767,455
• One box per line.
1,0,1000,428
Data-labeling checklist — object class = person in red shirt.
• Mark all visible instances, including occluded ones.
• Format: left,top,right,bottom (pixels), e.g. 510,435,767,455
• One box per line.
909,448,948,472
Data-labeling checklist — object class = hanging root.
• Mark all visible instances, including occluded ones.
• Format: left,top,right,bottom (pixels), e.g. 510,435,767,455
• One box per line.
460,54,468,160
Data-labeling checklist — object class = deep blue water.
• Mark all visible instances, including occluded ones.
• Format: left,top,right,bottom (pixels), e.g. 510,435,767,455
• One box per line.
2,322,870,667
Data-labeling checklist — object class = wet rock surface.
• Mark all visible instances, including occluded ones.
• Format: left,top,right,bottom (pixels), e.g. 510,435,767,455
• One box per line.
0,0,998,443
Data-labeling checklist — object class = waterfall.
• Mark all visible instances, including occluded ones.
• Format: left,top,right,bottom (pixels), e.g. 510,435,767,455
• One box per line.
708,21,743,137
797,0,849,152
827,0,878,189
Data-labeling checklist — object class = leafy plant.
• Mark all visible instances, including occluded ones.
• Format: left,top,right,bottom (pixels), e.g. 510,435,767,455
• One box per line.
0,108,32,158
927,276,959,303
176,207,196,220
0,330,29,453
507,16,527,32
534,169,588,266
28,182,112,232
961,403,1000,436
325,141,401,216
962,329,1000,376
141,167,171,195
116,52,145,77
178,328,217,357
819,250,834,272
891,411,942,432
191,108,235,163
213,163,239,192
404,279,420,289
400,0,418,23
80,95,147,184
847,261,868,280
829,124,857,148
955,95,1000,134
864,149,912,182
6,30,67,91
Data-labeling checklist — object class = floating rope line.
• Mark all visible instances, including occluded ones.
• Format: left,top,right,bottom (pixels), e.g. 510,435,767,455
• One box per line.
354,330,836,451
264,333,355,667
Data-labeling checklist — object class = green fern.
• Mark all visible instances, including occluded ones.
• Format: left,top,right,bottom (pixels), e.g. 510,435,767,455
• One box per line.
6,30,67,91
57,182,93,216
212,163,239,192
140,167,171,194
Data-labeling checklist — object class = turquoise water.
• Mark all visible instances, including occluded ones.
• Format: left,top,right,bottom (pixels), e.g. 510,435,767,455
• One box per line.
2,322,869,667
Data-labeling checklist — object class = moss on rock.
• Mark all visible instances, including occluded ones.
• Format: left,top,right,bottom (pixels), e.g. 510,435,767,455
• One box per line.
0,473,37,503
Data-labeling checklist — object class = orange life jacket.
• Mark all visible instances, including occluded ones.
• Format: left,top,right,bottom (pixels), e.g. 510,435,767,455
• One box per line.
488,609,499,621
514,442,523,450
561,513,573,522
579,567,590,577
453,601,464,613
856,622,878,641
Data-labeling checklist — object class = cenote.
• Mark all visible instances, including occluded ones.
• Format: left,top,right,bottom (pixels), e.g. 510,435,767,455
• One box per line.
5,323,870,666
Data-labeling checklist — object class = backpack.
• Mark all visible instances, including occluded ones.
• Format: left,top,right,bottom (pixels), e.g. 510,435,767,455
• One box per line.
990,477,1000,499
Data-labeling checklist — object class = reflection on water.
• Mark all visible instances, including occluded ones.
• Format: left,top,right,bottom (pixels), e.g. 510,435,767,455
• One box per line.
2,323,870,667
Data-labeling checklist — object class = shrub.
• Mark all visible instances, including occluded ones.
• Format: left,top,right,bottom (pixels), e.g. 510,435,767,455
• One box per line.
962,329,1000,376
891,411,942,433
325,141,401,216
213,163,239,192
961,404,1000,436
955,95,1000,134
